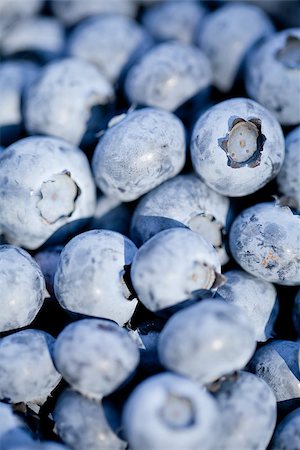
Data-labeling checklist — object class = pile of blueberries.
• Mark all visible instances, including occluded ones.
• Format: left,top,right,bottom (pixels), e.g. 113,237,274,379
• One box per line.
0,0,300,449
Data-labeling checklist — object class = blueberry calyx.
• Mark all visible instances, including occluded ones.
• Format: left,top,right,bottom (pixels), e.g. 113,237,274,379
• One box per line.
276,35,300,69
218,117,266,169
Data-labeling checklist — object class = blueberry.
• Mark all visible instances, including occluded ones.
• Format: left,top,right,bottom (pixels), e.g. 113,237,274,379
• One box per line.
277,126,300,210
0,0,42,18
211,371,277,450
158,299,256,384
269,407,300,450
0,329,61,404
123,372,220,450
191,98,285,197
24,58,114,146
0,17,64,60
292,289,300,336
53,318,139,399
54,230,138,326
51,0,137,26
197,3,274,92
34,245,63,296
229,202,300,285
0,60,39,145
124,41,212,111
0,245,46,332
248,340,300,403
142,1,206,44
217,269,278,342
0,136,96,250
92,108,186,201
246,29,300,126
131,174,230,264
54,388,127,450
131,228,224,312
68,14,152,84
89,194,131,236
0,402,34,450
0,402,27,441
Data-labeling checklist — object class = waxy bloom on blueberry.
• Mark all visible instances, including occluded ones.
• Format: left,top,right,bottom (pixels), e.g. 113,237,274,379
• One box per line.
92,108,186,202
0,136,96,249
230,202,300,285
191,98,285,197
125,41,212,111
54,230,138,326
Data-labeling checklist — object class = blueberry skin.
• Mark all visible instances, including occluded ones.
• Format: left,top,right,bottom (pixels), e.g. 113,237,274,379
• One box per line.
158,299,256,384
54,389,127,450
277,126,300,211
212,371,277,450
246,29,300,126
53,318,139,399
89,194,131,236
191,98,285,197
131,174,230,264
124,41,212,111
0,245,46,333
123,372,220,450
197,3,274,93
0,60,39,145
25,58,114,146
0,17,64,59
51,0,137,26
269,407,300,450
0,136,96,250
0,329,61,404
0,0,42,17
131,228,223,312
0,402,34,450
142,1,206,44
292,289,300,336
229,202,300,285
0,402,26,441
92,108,186,202
217,269,278,342
54,230,138,326
248,340,300,403
34,246,63,296
68,15,152,84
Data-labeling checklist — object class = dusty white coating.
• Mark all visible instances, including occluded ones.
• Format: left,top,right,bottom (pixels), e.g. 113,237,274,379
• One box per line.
0,136,96,250
0,60,39,127
123,372,220,450
191,98,285,197
0,245,45,332
51,0,137,26
269,407,300,450
53,318,139,399
0,0,42,17
124,42,212,111
277,126,300,210
54,230,138,326
0,17,64,57
197,3,274,92
218,270,278,342
230,202,300,285
131,174,230,264
54,389,127,450
246,29,300,126
25,58,114,145
142,1,206,44
212,372,277,450
0,403,24,438
248,340,300,402
92,108,186,201
68,15,152,83
131,228,223,312
158,299,256,383
0,329,61,404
